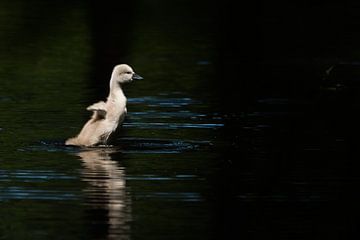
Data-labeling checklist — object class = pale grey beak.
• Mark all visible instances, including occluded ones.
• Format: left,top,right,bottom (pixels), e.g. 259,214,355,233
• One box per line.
133,73,143,80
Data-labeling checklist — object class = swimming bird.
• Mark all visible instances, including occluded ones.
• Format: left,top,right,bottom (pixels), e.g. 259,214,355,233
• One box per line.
65,64,143,147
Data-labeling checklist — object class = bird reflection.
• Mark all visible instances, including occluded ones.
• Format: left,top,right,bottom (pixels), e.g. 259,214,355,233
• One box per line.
75,148,131,240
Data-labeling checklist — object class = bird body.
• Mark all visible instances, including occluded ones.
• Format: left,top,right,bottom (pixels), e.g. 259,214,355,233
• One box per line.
65,64,142,147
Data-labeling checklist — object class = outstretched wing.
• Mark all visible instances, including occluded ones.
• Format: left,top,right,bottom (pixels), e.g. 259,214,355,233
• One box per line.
86,101,107,118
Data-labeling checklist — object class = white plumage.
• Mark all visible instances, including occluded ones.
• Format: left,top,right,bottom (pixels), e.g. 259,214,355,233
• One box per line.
66,64,143,147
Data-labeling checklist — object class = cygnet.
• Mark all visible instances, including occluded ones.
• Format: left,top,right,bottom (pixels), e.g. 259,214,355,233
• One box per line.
65,64,143,147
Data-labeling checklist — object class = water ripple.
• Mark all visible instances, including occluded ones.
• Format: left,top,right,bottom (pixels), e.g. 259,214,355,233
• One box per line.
0,187,78,201
134,192,203,202
18,137,212,154
126,174,204,181
118,137,211,153
128,96,198,107
123,122,224,129
128,111,207,119
0,170,76,182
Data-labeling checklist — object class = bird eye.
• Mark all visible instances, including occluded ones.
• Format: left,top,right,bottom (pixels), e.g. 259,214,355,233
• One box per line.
126,71,132,74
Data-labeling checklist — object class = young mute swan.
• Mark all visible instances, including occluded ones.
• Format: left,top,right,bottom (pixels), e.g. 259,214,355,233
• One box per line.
65,64,143,147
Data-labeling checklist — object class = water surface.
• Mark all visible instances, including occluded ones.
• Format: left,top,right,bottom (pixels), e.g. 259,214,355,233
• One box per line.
2,1,360,240
0,1,226,240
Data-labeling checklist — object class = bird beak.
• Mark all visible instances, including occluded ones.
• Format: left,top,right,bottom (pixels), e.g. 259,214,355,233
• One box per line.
132,73,143,80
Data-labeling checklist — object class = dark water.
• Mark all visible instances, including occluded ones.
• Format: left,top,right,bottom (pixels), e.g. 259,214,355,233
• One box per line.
2,1,360,240
0,1,224,240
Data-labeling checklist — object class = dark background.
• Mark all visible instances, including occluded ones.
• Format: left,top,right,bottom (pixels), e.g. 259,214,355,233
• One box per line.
216,1,360,239
2,0,360,239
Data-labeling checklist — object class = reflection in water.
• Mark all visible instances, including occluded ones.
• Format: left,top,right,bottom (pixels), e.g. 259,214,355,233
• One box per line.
76,148,131,240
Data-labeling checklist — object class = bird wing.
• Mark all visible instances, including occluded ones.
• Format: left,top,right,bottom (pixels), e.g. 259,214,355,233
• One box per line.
86,101,107,118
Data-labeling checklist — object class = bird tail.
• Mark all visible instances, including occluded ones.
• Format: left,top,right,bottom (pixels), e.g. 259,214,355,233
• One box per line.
65,137,78,146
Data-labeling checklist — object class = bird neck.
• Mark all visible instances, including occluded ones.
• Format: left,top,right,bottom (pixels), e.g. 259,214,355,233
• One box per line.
109,78,126,101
